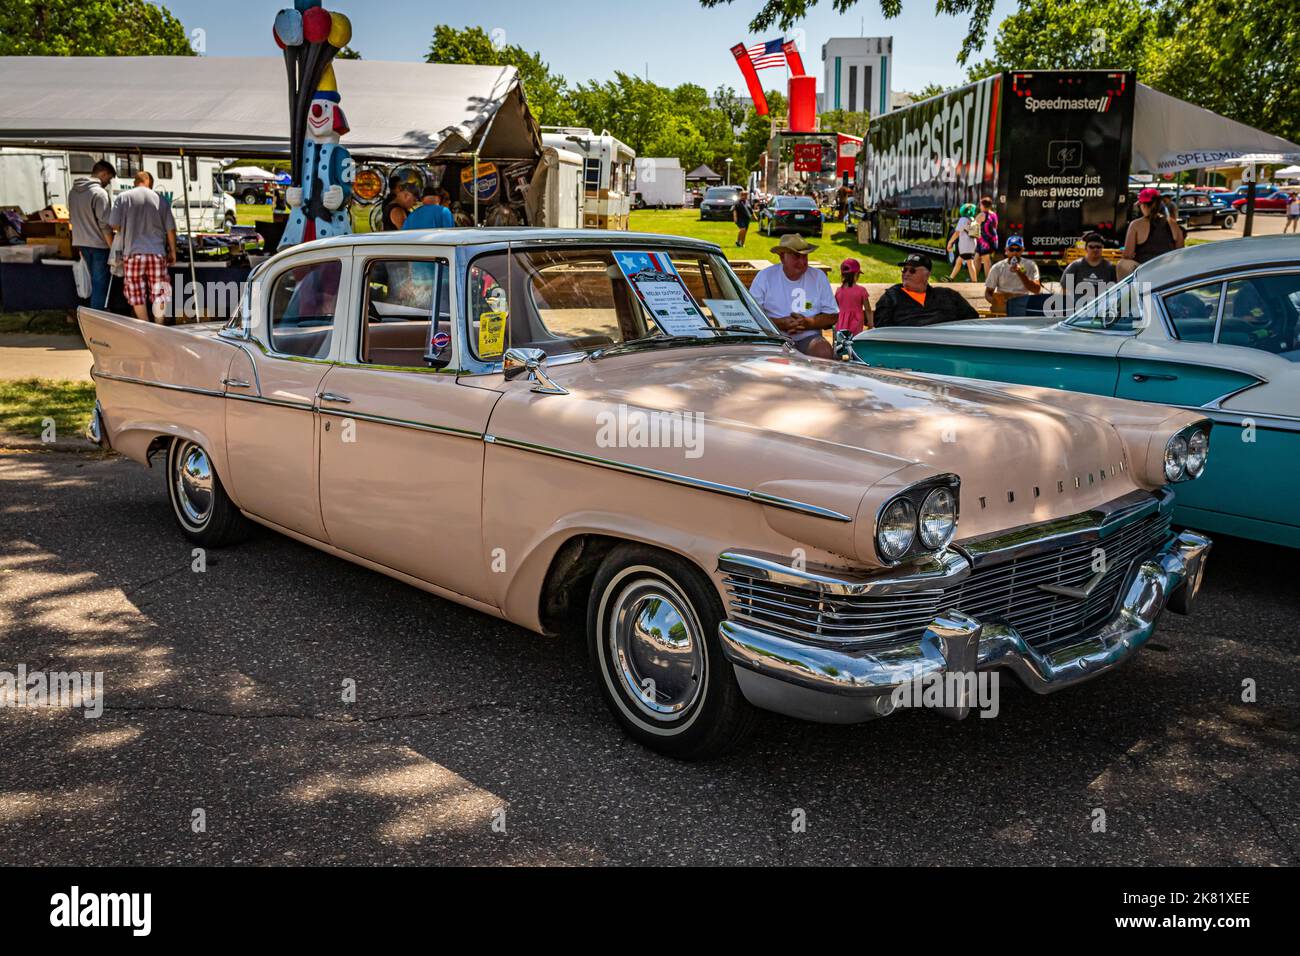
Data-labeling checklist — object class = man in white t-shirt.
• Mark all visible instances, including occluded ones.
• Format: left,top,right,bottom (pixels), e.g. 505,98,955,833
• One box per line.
984,234,1041,314
1285,193,1299,234
748,234,838,358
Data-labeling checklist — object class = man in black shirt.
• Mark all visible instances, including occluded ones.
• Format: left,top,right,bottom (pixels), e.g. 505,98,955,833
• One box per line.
1060,232,1118,312
874,253,980,327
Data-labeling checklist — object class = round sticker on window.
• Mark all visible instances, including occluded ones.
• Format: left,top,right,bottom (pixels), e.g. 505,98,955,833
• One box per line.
432,330,451,351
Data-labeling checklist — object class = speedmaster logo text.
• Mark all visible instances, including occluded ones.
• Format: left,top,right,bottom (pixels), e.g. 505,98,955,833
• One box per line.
1024,96,1110,112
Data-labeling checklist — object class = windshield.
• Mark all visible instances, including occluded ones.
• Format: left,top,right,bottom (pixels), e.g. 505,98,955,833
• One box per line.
466,246,780,361
705,187,739,200
1063,273,1146,332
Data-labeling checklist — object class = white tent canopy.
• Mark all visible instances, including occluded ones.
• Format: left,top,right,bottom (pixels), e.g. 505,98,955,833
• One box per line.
1132,83,1300,174
0,56,541,161
1276,165,1300,179
222,165,279,180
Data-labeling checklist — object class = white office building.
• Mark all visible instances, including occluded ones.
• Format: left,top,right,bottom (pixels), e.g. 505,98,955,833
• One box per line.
821,37,892,117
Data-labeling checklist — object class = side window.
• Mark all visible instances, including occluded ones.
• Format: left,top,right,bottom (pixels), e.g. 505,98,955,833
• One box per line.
1219,274,1300,357
359,258,451,368
268,260,341,359
1162,282,1221,343
156,160,174,181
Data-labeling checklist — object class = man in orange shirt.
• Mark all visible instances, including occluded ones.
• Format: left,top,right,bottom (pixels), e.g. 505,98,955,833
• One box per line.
873,253,979,327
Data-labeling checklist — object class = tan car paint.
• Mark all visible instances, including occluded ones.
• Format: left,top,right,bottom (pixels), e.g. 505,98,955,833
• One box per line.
78,252,1205,643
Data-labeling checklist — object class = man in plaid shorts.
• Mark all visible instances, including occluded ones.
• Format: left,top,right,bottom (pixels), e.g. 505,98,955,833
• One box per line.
108,171,177,322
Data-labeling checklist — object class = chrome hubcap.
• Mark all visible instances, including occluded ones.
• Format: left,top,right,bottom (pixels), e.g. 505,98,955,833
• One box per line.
609,576,705,721
173,441,213,527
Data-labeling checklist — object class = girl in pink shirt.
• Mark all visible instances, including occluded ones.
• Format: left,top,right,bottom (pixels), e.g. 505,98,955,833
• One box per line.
834,258,873,335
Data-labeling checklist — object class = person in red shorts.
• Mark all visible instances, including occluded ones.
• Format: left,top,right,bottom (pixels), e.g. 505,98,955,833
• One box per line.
108,171,177,322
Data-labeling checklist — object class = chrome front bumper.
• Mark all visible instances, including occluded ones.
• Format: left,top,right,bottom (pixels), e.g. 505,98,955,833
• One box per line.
718,529,1211,724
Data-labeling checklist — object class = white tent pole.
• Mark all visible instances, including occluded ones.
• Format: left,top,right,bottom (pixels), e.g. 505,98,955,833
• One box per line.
179,147,203,320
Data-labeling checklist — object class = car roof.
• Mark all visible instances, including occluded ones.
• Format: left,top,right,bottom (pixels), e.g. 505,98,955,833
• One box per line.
287,228,724,254
1134,235,1300,288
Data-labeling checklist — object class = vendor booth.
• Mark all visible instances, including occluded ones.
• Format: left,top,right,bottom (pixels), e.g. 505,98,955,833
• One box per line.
0,55,558,316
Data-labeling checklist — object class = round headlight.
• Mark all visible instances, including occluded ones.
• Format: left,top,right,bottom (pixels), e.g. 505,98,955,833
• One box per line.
918,487,957,550
877,497,917,562
1164,434,1188,482
1185,429,1208,478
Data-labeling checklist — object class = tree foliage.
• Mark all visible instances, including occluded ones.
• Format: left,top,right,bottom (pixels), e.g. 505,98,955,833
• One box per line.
967,0,1300,142
426,25,574,126
0,0,194,56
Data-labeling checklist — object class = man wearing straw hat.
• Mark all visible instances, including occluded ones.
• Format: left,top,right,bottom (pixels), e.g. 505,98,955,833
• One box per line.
748,234,838,358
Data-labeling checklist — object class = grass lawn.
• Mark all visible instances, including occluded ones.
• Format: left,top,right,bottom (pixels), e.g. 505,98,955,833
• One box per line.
0,378,96,440
236,203,373,231
629,209,911,282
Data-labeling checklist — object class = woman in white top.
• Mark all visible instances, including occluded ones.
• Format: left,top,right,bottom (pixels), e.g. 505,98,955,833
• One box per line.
945,203,981,282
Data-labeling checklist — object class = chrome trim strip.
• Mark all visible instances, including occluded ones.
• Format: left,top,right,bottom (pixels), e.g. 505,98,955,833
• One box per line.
1172,406,1300,434
92,370,226,399
222,392,314,411
718,548,969,597
485,434,853,522
317,406,483,440
956,488,1170,568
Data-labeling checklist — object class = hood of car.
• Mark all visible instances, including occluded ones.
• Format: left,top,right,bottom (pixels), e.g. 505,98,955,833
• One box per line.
486,346,1142,545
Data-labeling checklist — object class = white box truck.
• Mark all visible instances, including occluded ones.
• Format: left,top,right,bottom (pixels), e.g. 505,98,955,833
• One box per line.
633,157,687,209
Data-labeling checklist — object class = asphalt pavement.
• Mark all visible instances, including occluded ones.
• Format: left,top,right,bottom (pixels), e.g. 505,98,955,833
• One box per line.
1,450,1296,865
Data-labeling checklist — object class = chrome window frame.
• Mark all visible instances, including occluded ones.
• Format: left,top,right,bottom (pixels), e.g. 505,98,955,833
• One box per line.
348,251,459,375
1153,264,1300,349
256,250,353,366
1058,273,1145,337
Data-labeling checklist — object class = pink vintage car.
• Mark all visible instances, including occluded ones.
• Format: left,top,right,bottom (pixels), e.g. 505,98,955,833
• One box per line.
81,229,1212,758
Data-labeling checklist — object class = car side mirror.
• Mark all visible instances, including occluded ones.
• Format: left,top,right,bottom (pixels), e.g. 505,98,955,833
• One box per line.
503,347,568,395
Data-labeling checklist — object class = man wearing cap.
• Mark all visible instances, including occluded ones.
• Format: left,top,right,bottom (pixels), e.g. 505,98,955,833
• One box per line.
1060,232,1117,309
983,235,1041,314
873,253,979,328
748,234,838,358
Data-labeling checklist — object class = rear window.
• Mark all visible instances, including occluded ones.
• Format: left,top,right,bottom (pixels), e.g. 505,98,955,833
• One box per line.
776,197,817,209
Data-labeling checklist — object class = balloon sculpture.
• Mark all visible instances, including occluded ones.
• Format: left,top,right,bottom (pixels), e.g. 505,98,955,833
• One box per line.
273,1,354,248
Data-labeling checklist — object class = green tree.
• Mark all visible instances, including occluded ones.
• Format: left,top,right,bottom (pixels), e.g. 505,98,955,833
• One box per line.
426,25,573,126
818,109,870,137
712,85,746,131
964,0,1155,80
699,0,1002,64
335,45,362,60
0,0,194,55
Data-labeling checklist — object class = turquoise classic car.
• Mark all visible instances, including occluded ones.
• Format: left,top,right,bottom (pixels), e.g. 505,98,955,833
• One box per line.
853,237,1300,549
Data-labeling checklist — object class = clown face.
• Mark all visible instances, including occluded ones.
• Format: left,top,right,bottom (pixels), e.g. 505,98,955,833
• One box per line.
306,96,346,144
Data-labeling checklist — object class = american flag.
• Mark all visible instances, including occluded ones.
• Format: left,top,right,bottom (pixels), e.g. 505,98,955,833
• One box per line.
747,38,787,70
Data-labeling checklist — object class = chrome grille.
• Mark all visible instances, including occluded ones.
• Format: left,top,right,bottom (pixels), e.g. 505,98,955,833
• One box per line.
949,511,1172,652
723,511,1172,652
722,576,944,649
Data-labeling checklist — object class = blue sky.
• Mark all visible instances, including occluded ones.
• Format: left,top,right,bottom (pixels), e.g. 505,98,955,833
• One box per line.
166,0,1018,95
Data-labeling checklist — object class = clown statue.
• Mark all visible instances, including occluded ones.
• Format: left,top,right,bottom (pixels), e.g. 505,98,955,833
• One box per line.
280,65,354,249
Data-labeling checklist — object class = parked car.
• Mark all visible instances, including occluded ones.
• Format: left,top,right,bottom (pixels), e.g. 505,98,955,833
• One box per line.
758,195,824,238
1173,192,1237,229
1210,184,1277,207
698,185,742,221
221,174,277,206
1231,186,1294,211
81,229,1212,758
852,236,1299,549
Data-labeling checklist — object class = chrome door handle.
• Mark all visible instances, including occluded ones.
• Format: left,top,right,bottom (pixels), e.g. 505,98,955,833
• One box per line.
1131,373,1178,382
319,391,352,404
221,377,252,388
